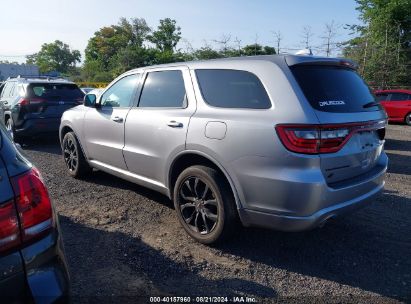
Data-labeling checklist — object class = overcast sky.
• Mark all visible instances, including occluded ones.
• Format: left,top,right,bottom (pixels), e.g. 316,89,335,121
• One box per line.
0,0,361,63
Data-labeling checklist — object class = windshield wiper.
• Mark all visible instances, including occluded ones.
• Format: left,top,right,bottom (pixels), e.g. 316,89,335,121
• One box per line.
363,101,380,108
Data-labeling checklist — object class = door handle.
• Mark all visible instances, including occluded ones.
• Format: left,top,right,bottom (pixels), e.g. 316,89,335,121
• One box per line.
112,116,124,123
167,120,183,128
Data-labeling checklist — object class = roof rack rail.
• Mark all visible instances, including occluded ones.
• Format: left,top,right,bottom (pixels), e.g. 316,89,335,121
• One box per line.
8,75,70,81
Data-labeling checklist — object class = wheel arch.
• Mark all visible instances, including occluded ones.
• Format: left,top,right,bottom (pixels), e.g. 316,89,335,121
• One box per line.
60,124,90,162
405,111,411,124
168,151,243,210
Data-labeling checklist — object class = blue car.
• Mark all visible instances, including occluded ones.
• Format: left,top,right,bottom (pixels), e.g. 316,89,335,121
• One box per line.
0,122,70,302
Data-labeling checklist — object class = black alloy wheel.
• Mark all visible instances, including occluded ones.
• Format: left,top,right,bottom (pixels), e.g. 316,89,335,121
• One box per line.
178,176,219,235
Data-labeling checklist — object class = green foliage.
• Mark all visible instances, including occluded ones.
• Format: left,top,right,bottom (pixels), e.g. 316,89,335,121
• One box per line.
26,40,80,74
78,17,277,82
343,0,411,88
241,44,276,56
147,18,182,52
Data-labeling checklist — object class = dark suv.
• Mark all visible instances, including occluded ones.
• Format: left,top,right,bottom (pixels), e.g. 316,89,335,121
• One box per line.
0,76,84,142
0,123,70,302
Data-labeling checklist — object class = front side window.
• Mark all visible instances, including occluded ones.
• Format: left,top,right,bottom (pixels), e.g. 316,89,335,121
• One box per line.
375,93,389,102
195,69,271,109
139,70,186,108
101,74,140,108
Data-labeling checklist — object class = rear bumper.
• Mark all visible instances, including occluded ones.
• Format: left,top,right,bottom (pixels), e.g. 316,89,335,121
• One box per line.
15,118,60,137
21,230,70,303
0,229,70,304
239,181,383,231
235,153,388,231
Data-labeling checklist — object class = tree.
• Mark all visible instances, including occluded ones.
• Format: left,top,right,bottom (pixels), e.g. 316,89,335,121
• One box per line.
26,40,80,74
343,0,411,88
242,44,276,56
301,26,314,49
272,31,283,54
147,18,181,52
321,21,340,57
85,18,151,69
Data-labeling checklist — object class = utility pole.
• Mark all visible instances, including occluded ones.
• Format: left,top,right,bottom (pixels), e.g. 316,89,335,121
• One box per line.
234,37,242,56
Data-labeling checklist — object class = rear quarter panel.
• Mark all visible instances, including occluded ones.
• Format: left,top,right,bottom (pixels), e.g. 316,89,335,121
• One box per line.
186,59,321,210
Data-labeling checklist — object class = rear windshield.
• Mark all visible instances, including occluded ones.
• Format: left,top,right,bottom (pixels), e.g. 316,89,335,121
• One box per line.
195,69,271,109
27,83,84,100
291,65,378,113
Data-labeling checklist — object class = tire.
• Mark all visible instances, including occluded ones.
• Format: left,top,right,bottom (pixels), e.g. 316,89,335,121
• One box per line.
173,165,237,245
405,113,411,126
62,132,92,178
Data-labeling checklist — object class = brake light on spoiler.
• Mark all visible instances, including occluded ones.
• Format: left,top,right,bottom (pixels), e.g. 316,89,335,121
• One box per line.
276,120,386,154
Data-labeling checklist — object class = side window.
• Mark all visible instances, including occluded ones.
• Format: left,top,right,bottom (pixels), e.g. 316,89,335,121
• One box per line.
1,82,13,99
195,69,271,109
375,93,389,102
9,83,17,97
139,70,186,108
390,93,409,101
101,74,140,108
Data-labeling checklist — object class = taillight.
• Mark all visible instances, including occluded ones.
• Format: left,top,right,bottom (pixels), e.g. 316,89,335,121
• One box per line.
17,98,30,106
0,200,21,253
276,120,386,154
18,98,46,106
11,168,53,242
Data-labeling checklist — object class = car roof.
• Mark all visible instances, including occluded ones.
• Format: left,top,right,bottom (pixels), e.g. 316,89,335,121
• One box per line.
126,54,353,73
5,76,74,85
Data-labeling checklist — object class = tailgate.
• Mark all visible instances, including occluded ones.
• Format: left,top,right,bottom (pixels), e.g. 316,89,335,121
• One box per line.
26,82,84,118
290,63,387,185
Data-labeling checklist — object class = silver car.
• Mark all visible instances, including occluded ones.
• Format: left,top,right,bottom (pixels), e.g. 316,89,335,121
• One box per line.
60,55,388,244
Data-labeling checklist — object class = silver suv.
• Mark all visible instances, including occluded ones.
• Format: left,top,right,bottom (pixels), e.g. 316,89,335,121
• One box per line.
60,55,388,244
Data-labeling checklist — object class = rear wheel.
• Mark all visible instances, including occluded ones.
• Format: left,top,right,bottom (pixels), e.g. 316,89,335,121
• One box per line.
62,132,92,178
405,113,411,126
173,165,237,245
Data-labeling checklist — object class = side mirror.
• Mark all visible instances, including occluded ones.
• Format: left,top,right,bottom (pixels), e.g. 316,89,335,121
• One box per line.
84,94,98,108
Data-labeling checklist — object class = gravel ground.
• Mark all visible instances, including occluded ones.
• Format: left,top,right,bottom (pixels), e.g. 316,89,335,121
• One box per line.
22,124,411,303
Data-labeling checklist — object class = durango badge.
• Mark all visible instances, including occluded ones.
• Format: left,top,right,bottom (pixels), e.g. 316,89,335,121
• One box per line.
318,100,346,107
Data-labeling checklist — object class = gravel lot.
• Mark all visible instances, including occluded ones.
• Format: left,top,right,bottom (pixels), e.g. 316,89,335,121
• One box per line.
22,124,411,303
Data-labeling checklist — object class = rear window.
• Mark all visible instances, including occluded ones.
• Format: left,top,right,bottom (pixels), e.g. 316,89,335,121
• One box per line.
195,69,271,109
291,65,378,113
27,83,84,100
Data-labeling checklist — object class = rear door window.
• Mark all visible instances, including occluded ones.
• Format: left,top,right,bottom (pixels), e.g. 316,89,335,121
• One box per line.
138,70,186,108
195,69,271,109
291,65,378,112
27,83,84,101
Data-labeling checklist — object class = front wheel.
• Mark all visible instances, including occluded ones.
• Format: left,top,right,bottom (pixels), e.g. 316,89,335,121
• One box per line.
62,132,92,178
173,165,237,245
405,113,411,126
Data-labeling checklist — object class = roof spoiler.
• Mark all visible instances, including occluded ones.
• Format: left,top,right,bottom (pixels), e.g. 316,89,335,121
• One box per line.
285,56,359,70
